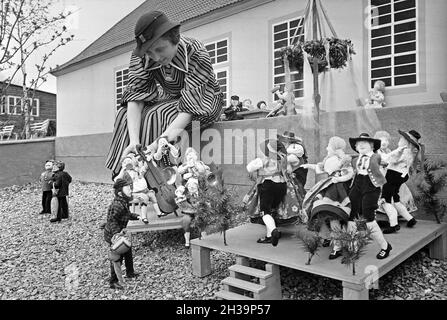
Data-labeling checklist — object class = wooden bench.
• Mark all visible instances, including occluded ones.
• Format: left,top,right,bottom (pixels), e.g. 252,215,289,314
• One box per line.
30,119,50,138
190,220,447,300
0,125,16,140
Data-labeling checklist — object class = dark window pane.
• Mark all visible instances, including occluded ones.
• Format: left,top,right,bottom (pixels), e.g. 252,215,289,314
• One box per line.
117,88,122,93
217,71,226,78
375,14,391,25
274,39,288,49
395,74,416,85
274,66,285,74
123,69,128,75
208,51,215,58
395,31,415,43
123,74,128,81
274,50,282,59
372,68,391,78
371,0,390,6
217,48,227,56
218,78,226,85
220,85,227,93
274,58,283,67
372,78,391,87
216,55,227,63
274,23,287,33
394,21,416,33
372,46,391,57
376,4,391,15
293,89,304,98
289,28,303,39
274,76,285,84
372,36,391,47
205,44,214,51
217,40,227,48
395,41,416,53
372,26,391,38
395,9,416,22
210,58,215,64
394,53,416,65
394,0,415,12
116,76,122,82
395,64,416,75
293,80,304,89
290,19,301,28
372,57,391,68
291,73,303,81
274,31,288,41
117,94,122,99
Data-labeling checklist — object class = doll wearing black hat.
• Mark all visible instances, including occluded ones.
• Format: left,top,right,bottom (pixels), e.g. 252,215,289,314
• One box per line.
348,133,392,259
379,130,421,233
104,178,140,289
246,139,287,246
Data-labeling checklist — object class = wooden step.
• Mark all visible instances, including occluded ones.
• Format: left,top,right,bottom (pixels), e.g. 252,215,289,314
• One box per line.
221,277,265,294
229,264,272,279
215,290,254,300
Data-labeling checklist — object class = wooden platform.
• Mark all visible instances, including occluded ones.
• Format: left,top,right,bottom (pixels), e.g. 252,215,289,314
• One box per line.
124,205,184,234
190,220,447,300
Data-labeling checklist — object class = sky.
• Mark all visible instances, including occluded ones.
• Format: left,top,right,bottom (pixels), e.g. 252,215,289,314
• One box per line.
1,0,146,93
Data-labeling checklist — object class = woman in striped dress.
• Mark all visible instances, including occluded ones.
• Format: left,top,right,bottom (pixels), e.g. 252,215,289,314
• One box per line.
105,11,224,176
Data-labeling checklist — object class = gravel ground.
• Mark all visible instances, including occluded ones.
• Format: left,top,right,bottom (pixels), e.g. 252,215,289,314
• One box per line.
0,181,446,300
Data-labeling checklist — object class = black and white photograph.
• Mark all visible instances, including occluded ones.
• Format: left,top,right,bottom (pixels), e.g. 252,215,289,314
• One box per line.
0,0,446,304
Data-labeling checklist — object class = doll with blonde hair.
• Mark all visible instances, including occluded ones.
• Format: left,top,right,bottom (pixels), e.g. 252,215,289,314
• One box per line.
365,80,386,108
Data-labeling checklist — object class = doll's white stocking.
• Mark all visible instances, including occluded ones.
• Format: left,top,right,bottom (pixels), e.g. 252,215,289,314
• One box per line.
382,202,399,227
140,205,148,220
329,220,342,251
152,202,163,216
394,202,413,221
262,214,276,237
184,232,190,247
367,221,388,250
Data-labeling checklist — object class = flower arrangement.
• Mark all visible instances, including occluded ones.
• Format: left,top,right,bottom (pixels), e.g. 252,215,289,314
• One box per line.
279,38,356,74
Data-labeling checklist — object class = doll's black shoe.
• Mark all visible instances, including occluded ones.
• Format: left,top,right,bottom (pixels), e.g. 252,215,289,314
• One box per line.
407,218,417,228
377,243,392,259
50,218,61,223
322,239,331,247
271,228,280,247
142,218,149,224
329,250,342,260
125,272,139,279
257,236,272,244
383,225,400,234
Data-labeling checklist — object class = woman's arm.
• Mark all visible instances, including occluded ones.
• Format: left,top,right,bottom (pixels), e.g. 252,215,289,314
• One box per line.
160,112,192,142
121,101,144,158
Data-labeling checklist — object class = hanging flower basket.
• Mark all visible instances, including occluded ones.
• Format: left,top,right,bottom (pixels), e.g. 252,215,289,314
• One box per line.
280,38,356,74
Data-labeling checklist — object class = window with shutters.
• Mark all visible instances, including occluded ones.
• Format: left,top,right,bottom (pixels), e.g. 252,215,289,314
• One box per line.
369,0,418,88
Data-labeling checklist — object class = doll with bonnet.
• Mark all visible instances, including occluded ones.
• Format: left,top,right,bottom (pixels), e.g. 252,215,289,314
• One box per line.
376,130,421,234
301,136,354,260
365,80,386,108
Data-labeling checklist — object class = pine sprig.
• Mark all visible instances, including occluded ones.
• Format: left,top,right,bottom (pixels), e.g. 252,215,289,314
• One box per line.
297,226,322,265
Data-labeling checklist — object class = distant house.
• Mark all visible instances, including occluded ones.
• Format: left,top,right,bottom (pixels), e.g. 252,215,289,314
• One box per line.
50,0,447,183
0,81,56,136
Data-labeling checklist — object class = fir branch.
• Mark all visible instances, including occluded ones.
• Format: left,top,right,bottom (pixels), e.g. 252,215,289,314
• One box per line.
297,227,321,265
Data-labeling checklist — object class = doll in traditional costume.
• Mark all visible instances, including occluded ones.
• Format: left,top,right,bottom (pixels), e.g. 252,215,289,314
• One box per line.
39,160,54,215
377,130,421,234
348,133,392,259
365,80,385,108
374,131,417,231
301,136,354,259
245,139,288,246
178,147,210,180
116,153,163,222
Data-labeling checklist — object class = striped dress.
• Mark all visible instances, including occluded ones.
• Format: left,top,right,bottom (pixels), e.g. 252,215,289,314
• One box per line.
105,35,224,175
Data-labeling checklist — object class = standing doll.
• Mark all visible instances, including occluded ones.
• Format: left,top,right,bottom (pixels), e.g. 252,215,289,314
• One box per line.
246,139,287,247
50,161,72,223
39,160,54,215
365,80,385,108
378,130,421,234
301,136,354,259
348,133,392,259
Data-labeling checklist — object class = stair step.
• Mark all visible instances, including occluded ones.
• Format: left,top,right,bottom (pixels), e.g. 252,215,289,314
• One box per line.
229,264,272,279
221,277,265,294
215,290,254,300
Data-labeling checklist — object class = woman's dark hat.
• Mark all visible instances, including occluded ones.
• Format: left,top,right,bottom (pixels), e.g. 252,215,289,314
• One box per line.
277,130,302,144
398,129,421,150
349,133,381,152
114,178,132,190
134,11,180,57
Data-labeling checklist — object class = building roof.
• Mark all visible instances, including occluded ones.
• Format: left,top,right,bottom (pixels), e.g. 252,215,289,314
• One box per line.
53,0,245,74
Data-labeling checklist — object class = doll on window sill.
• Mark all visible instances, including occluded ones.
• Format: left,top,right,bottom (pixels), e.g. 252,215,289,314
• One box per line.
364,80,386,109
376,130,422,234
115,153,163,222
300,136,354,260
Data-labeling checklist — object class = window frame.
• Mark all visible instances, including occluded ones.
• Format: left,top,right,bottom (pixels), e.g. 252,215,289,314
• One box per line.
213,66,230,107
115,67,129,108
205,38,229,67
368,0,419,90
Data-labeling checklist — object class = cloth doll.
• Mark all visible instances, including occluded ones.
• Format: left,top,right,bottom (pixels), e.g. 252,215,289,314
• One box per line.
347,133,392,259
378,130,421,234
39,160,54,215
374,131,417,231
365,80,385,108
246,139,288,247
50,160,72,223
301,136,354,259
116,152,163,222
177,147,210,180
152,136,180,167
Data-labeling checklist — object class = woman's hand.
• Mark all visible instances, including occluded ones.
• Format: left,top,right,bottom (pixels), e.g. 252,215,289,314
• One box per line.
121,143,139,162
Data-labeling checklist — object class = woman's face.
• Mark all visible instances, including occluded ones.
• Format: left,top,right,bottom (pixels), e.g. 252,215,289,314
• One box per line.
146,38,178,65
